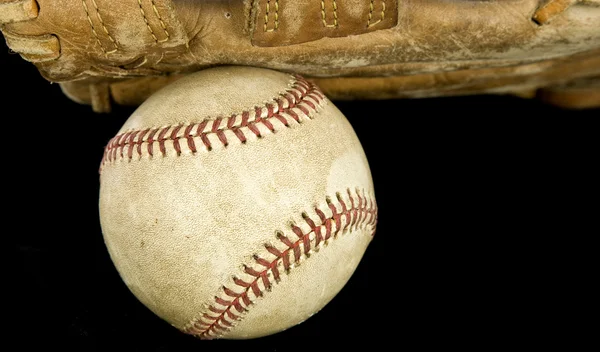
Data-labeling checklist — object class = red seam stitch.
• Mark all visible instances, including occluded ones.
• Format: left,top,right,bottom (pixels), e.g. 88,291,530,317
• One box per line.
211,118,229,146
291,224,304,239
197,120,210,151
307,91,324,101
227,115,236,129
232,128,247,144
261,118,275,133
247,123,262,138
157,127,170,156
295,79,310,92
201,134,212,151
273,114,289,127
260,272,271,290
217,130,228,147
233,277,251,288
171,125,183,156
303,233,311,255
271,264,281,283
314,208,326,247
337,193,351,233
327,197,341,238
136,129,150,158
100,76,324,171
184,124,197,154
209,306,225,314
354,190,362,231
371,201,379,227
186,189,377,339
213,321,227,331
290,224,306,258
220,319,233,328
196,120,208,136
287,109,300,123
232,298,245,313
244,265,261,277
313,90,325,100
284,93,296,108
146,128,159,157
202,313,217,321
119,132,131,160
302,213,316,255
254,254,271,267
240,292,251,306
250,282,261,297
225,309,240,321
127,130,139,160
282,250,291,271
303,99,316,111
277,232,295,247
109,134,119,162
297,104,310,116
223,287,241,298
292,241,302,263
215,297,231,306
324,216,333,241
241,111,250,127
289,89,301,102
252,107,264,137
211,117,222,133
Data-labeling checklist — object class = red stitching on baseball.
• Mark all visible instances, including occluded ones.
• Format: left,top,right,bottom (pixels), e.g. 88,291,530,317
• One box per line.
137,129,149,157
185,188,377,339
127,131,138,160
209,306,224,314
241,111,250,127
184,124,196,153
146,128,159,157
157,127,170,156
100,76,323,171
171,125,183,156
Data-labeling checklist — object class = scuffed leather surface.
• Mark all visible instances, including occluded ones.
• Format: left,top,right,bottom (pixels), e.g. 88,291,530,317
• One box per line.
59,48,600,110
2,0,600,109
311,48,600,99
2,0,599,80
99,67,375,338
251,0,399,46
0,0,38,24
538,75,600,108
1,0,189,81
2,30,59,62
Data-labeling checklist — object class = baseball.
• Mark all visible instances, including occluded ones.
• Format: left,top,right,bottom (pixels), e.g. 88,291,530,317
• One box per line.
99,66,377,339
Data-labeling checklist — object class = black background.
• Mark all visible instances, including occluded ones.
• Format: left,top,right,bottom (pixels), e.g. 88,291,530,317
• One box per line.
5,39,597,350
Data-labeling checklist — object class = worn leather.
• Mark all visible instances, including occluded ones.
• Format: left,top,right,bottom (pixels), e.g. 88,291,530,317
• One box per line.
99,66,376,339
538,75,600,108
1,0,189,80
251,0,399,46
2,0,600,109
0,0,38,24
60,47,600,111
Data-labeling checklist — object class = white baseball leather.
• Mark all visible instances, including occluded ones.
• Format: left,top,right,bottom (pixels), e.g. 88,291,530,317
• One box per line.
99,66,377,339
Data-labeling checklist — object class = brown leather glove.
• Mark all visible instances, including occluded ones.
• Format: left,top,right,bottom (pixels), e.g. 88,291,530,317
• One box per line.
2,0,600,112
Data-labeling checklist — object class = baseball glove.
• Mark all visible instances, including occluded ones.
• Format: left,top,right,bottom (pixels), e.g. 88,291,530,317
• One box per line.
2,0,599,112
